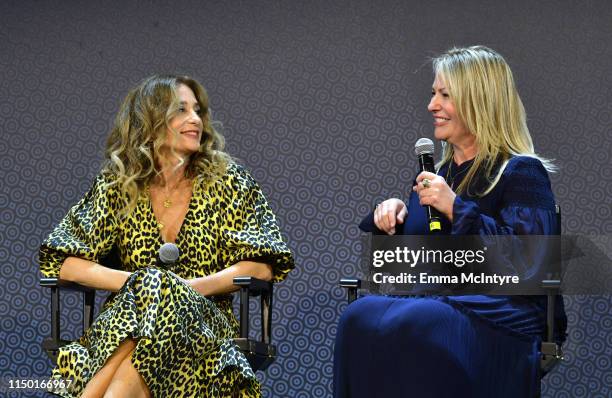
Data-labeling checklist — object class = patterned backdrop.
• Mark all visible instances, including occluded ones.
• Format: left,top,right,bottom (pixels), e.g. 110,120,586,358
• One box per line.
1,0,611,397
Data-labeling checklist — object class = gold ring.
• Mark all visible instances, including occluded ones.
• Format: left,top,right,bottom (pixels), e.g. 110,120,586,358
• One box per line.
422,178,431,188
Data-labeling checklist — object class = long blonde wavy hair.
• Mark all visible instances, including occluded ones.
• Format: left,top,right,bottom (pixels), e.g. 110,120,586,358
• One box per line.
102,75,231,217
433,46,555,196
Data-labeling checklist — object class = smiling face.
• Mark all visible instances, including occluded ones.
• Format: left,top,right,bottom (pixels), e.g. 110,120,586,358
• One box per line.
161,83,204,158
427,74,472,146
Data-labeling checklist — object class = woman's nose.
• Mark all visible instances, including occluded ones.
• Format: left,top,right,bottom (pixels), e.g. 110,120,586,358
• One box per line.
188,111,202,124
428,95,440,112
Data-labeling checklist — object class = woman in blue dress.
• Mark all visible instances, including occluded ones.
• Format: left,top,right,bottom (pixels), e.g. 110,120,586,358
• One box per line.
333,46,566,398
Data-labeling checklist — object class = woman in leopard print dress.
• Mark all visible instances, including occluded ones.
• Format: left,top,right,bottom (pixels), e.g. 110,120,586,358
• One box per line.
39,75,294,397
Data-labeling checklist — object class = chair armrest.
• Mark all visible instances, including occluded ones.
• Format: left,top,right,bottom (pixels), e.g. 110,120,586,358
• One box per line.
339,278,361,304
541,279,561,289
233,276,274,344
40,277,97,293
233,276,272,296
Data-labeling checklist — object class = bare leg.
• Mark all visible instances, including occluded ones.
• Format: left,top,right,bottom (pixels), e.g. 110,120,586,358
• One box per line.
80,338,137,398
103,351,151,398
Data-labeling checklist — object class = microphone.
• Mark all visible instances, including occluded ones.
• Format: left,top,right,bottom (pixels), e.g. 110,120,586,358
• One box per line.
414,138,442,233
158,242,180,270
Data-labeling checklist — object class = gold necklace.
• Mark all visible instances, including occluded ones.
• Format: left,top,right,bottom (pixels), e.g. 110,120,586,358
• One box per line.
144,186,165,230
446,161,469,191
445,162,455,190
160,178,187,208
147,178,189,229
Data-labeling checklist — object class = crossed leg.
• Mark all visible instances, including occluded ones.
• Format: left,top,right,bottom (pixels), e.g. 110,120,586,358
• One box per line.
104,347,151,398
80,338,150,398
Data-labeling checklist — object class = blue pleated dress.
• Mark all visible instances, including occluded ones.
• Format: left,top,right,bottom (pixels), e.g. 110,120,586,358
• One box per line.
333,156,567,398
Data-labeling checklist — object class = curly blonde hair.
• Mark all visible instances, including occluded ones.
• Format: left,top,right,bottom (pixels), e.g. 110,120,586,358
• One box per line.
433,46,555,196
102,75,231,217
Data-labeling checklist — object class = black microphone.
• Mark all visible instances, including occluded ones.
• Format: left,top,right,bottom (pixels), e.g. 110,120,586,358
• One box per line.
158,242,180,270
414,138,442,233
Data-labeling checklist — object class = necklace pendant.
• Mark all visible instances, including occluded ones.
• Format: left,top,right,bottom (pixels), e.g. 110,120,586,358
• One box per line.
163,199,172,208
158,221,165,229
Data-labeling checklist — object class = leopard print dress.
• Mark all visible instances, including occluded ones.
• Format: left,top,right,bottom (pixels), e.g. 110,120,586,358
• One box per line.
39,163,294,397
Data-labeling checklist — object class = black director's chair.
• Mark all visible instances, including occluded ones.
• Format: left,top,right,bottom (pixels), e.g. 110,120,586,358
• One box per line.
40,249,277,372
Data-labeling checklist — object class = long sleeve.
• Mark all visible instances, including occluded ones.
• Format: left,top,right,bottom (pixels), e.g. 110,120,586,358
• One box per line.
451,156,557,236
218,165,294,283
39,173,122,278
448,156,560,296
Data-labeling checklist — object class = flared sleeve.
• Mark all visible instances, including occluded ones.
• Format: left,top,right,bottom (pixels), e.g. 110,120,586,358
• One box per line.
449,156,561,297
39,173,121,278
218,164,294,283
451,156,557,236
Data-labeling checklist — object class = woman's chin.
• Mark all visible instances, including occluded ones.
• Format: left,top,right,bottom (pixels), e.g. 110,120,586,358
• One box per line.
160,147,199,161
433,129,448,142
177,142,201,155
